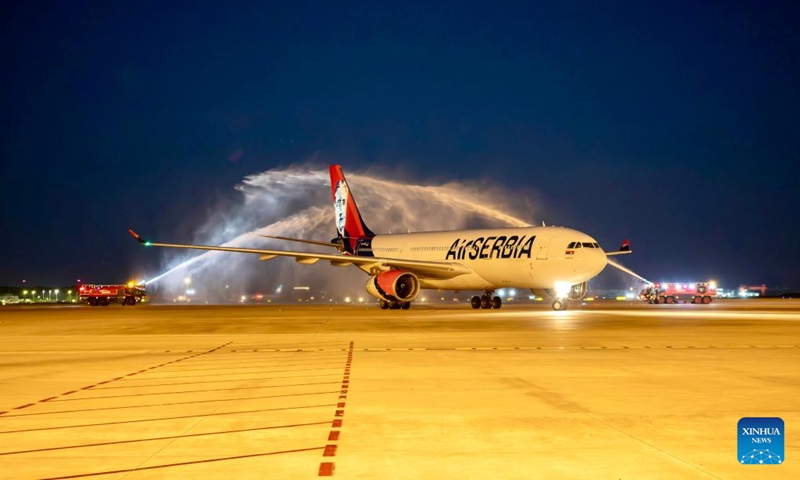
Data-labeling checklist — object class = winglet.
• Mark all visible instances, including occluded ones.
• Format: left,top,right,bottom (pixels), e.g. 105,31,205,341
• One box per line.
128,229,150,246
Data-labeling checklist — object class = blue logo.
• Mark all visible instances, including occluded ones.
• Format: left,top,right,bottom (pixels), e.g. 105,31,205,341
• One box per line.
738,417,784,465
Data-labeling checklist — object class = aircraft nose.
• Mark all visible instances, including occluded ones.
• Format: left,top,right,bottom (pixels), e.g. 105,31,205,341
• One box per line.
593,248,608,273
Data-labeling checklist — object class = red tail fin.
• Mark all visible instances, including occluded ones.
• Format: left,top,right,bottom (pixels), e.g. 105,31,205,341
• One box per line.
329,165,374,253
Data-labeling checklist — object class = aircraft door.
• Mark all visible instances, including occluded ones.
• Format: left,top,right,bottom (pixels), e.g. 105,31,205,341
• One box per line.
535,234,553,260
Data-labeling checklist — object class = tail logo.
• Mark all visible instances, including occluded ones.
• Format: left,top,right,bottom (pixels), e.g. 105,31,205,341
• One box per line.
334,180,349,236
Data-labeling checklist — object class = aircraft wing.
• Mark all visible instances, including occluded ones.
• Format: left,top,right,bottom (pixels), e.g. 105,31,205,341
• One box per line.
128,229,471,280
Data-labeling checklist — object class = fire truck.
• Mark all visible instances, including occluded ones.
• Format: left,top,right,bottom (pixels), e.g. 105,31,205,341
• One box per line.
79,283,146,306
639,282,716,304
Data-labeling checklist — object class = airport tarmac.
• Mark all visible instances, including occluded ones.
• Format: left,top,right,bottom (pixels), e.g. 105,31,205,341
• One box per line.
0,299,797,479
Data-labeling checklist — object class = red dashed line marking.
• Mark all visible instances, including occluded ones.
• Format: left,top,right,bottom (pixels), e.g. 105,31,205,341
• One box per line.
0,341,233,417
323,445,337,456
318,340,353,476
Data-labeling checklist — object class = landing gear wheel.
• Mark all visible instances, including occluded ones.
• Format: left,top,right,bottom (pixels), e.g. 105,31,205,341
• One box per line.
389,302,402,310
480,295,492,309
380,300,390,309
470,296,481,309
492,296,502,309
401,302,411,310
552,299,566,311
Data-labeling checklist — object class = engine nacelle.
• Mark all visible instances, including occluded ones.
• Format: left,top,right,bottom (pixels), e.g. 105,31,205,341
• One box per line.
365,270,420,302
568,281,588,301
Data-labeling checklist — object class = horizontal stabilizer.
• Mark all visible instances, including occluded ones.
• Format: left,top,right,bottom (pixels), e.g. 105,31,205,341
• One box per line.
606,239,632,256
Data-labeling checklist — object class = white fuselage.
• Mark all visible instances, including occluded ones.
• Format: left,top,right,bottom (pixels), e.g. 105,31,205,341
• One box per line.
361,226,607,291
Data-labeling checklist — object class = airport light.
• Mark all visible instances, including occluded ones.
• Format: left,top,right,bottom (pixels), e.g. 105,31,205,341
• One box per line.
54,289,59,302
184,277,191,286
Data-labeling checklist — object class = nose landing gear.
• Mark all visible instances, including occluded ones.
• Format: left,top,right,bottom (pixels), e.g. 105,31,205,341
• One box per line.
552,299,567,311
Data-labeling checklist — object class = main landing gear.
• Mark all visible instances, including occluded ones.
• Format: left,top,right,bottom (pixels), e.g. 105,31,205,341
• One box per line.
379,300,411,310
552,299,567,311
470,292,502,309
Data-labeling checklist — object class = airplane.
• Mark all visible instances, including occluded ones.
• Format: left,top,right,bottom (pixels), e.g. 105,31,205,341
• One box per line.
129,164,632,311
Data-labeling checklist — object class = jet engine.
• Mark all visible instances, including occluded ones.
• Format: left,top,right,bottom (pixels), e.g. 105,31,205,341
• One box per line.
365,270,420,302
567,281,588,301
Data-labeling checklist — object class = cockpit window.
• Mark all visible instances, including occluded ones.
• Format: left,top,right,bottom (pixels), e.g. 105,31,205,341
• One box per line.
575,242,582,249
593,242,600,248
582,242,593,248
567,242,576,249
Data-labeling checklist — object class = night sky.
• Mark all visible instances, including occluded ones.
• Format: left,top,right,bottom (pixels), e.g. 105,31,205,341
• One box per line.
2,2,799,289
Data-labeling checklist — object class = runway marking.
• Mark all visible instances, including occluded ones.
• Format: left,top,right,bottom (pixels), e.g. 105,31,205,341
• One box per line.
94,345,797,354
40,446,326,479
0,391,343,418
0,421,331,456
50,381,343,402
319,340,354,477
0,342,231,416
119,366,343,381
0,404,337,434
348,345,800,352
90,373,341,390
